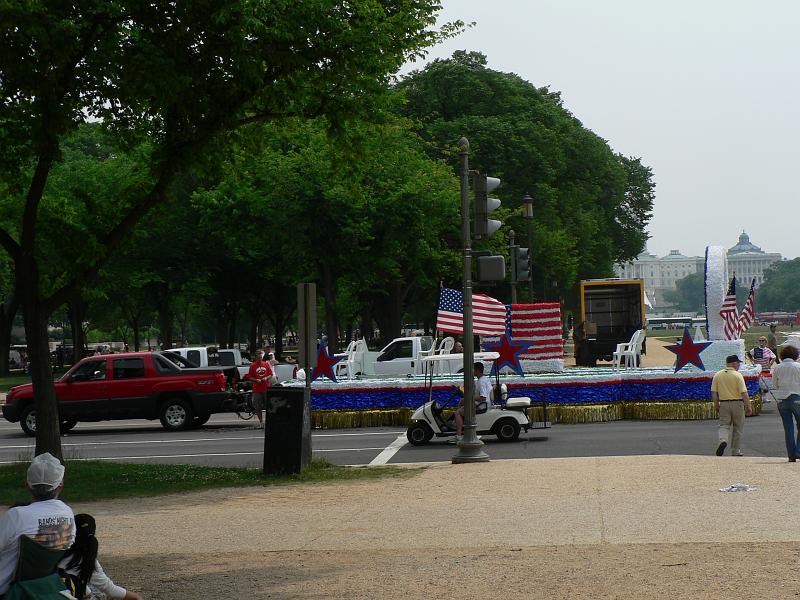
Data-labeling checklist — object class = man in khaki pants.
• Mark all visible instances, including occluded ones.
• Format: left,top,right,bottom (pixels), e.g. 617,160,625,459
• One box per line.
712,354,753,456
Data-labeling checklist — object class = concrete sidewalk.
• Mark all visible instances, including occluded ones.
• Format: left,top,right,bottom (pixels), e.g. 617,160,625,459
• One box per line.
84,455,800,599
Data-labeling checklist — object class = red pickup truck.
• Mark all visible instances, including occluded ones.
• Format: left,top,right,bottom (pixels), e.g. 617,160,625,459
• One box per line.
2,352,232,436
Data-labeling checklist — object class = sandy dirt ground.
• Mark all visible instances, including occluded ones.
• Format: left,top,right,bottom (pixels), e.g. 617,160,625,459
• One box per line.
77,456,800,599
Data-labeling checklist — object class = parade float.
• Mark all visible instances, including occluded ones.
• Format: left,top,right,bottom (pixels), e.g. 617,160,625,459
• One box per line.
289,253,761,429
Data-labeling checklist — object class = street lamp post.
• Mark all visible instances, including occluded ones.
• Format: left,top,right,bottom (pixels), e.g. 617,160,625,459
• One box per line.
509,229,517,304
453,137,489,464
523,193,534,302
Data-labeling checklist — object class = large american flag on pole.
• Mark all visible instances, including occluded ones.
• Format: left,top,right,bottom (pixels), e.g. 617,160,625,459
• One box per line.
720,276,740,340
738,277,756,334
436,287,506,336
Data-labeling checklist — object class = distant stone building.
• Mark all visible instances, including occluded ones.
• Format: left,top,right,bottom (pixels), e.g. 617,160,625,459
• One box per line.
726,231,781,288
614,232,781,309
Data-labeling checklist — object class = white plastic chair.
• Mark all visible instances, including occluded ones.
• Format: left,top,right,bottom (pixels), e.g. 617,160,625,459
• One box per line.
612,329,645,369
339,339,368,379
436,337,455,355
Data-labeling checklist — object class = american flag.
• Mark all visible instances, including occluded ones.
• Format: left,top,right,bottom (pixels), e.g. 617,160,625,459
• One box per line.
436,287,506,337
483,302,564,362
738,277,756,333
719,276,740,340
507,303,564,361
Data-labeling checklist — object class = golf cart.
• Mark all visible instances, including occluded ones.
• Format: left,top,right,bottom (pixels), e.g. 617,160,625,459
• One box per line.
406,352,541,445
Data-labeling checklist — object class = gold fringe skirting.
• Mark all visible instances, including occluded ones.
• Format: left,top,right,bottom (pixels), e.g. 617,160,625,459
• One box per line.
310,394,763,429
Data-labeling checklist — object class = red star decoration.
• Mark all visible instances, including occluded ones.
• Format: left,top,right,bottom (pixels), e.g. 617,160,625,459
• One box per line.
311,346,346,382
481,334,532,376
664,326,712,373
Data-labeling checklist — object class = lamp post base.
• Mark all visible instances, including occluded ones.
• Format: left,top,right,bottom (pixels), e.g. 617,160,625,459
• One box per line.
452,426,490,463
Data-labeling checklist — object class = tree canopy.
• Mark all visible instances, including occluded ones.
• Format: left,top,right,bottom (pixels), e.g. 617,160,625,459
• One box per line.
0,0,459,458
396,51,655,299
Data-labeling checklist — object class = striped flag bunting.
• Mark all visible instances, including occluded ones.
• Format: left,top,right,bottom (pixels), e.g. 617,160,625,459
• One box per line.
507,303,564,361
436,287,506,337
738,277,756,334
719,276,740,340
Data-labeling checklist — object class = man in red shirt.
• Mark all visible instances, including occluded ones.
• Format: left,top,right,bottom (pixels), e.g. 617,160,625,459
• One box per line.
244,349,273,428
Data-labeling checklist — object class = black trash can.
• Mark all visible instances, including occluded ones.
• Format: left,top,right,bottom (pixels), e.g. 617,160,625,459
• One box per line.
263,386,312,475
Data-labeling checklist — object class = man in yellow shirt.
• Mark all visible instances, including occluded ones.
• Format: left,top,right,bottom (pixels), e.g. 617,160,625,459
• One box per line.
711,355,753,456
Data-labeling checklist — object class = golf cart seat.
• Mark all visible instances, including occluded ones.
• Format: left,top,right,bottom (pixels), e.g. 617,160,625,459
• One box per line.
504,397,531,411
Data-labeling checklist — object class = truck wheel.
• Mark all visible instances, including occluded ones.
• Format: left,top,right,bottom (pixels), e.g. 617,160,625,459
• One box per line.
159,398,194,431
192,413,211,428
495,418,520,442
407,422,434,446
20,405,36,437
60,419,78,433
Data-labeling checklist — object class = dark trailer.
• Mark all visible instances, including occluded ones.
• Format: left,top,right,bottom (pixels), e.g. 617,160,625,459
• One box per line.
576,278,645,366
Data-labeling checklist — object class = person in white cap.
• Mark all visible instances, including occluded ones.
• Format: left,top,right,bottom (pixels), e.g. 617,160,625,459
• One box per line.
0,453,76,596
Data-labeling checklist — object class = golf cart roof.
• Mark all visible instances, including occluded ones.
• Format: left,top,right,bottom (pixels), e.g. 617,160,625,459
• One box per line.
420,351,500,363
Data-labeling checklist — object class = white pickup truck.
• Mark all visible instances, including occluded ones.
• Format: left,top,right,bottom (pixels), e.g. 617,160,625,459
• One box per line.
165,347,297,383
344,336,464,378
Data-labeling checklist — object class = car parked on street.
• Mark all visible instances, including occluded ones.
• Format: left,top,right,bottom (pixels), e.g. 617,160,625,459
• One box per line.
1,352,232,435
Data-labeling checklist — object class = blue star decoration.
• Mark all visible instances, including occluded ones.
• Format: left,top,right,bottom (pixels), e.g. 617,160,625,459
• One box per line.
482,334,533,376
311,346,346,382
664,326,712,373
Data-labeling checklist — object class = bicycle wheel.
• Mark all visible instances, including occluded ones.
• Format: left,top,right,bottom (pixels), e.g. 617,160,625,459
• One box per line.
235,391,255,420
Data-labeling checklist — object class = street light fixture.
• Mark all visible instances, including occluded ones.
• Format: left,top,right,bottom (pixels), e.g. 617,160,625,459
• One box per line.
523,193,534,302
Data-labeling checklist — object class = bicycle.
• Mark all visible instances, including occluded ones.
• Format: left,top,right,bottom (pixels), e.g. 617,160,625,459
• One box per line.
232,382,256,420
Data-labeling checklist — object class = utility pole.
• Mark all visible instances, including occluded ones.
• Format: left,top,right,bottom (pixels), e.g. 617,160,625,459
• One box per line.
509,229,517,304
453,137,489,464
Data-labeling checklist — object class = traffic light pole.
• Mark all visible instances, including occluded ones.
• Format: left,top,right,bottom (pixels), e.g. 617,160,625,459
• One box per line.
453,137,488,464
509,229,517,304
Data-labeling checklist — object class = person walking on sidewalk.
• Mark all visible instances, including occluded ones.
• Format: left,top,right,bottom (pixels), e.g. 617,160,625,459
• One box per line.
772,344,800,462
244,350,273,429
712,354,753,456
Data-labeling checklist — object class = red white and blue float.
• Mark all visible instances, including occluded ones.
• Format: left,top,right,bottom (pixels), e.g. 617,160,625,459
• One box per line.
288,254,762,428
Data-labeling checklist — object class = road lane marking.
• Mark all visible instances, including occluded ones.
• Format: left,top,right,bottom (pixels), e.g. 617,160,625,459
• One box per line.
368,433,408,465
0,447,387,463
0,430,403,451
0,436,260,450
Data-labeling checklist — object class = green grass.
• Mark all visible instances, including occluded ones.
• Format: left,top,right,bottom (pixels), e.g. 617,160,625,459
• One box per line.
0,369,71,394
0,459,421,505
0,374,32,393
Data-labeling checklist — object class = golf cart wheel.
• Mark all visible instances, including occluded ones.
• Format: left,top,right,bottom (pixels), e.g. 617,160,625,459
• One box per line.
407,422,434,446
495,418,520,442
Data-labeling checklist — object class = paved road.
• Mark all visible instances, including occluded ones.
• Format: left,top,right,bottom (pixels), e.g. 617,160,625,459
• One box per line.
0,401,792,467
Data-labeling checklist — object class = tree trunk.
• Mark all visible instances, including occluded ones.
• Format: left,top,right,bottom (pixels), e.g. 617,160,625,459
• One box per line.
248,314,258,354
0,295,18,376
18,264,62,459
227,308,237,349
156,285,173,349
131,315,141,351
69,297,88,363
273,313,286,357
321,263,338,353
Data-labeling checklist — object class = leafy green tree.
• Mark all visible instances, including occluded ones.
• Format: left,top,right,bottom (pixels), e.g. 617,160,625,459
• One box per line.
757,259,800,311
664,272,705,312
0,0,458,457
396,51,655,303
196,117,459,351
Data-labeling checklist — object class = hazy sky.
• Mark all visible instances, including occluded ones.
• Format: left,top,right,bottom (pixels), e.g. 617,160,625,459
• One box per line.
401,1,800,260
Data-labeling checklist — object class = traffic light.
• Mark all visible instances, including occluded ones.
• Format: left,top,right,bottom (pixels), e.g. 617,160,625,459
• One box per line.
514,246,530,282
473,173,501,239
